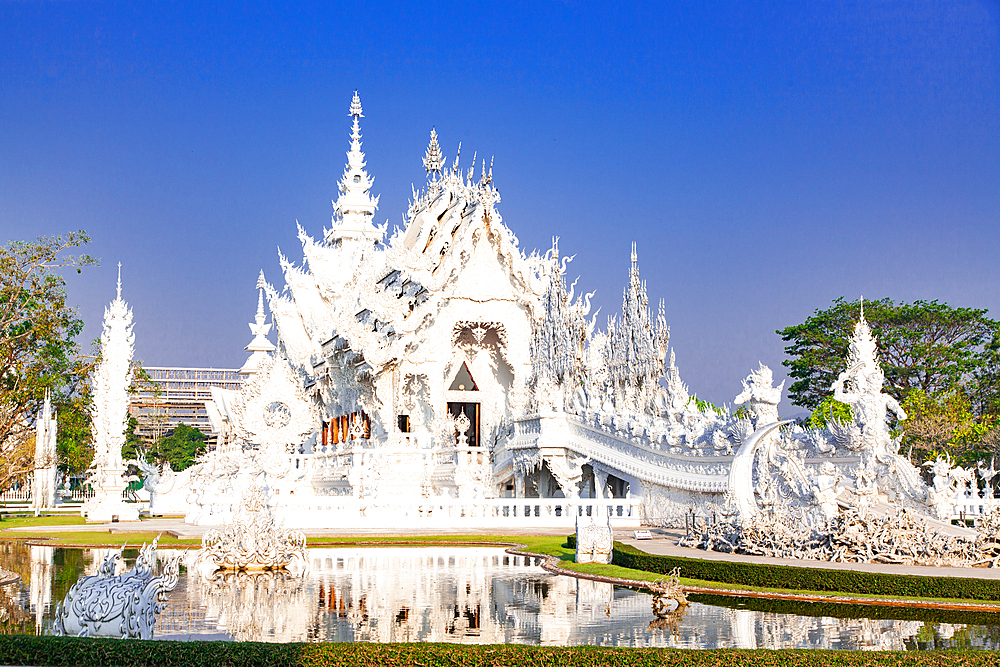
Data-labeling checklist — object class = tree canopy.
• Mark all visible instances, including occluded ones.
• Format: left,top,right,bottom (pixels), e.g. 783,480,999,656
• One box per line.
0,232,96,491
779,297,1000,469
777,298,1000,411
155,423,206,471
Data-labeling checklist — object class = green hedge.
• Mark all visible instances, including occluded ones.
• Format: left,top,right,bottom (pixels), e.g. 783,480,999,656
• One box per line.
0,636,998,667
610,540,1000,601
688,593,1000,626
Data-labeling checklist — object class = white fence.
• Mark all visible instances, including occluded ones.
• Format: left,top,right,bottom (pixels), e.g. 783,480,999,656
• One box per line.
0,474,97,508
248,497,643,530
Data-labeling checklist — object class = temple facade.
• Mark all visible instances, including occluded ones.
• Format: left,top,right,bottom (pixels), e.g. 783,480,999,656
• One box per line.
150,94,980,535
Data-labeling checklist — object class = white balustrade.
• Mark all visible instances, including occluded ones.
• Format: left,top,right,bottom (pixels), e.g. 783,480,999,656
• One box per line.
272,496,641,529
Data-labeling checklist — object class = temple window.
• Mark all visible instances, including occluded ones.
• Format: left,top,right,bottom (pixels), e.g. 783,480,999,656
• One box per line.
449,362,478,391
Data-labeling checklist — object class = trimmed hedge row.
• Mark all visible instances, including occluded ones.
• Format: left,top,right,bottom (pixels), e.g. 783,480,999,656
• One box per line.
610,540,1000,601
0,636,998,667
688,593,1000,626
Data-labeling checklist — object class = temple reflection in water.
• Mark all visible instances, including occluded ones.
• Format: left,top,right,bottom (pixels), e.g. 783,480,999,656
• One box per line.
6,544,1000,649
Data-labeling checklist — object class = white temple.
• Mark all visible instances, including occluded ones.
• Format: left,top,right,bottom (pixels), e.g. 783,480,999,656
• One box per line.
142,94,993,546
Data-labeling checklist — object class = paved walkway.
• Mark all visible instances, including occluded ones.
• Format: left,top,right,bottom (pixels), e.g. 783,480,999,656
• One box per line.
618,527,1000,580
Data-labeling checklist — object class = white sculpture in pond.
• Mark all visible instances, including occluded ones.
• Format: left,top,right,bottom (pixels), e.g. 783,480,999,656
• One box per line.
195,483,308,577
575,513,613,564
82,265,139,523
53,536,181,639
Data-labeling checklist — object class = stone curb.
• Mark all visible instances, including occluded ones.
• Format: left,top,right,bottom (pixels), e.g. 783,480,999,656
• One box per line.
505,545,1000,613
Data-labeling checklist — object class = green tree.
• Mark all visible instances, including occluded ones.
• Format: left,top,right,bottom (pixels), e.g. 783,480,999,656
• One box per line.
56,389,94,477
806,396,853,430
0,232,96,491
777,298,1000,411
899,388,999,468
121,416,145,463
155,424,206,471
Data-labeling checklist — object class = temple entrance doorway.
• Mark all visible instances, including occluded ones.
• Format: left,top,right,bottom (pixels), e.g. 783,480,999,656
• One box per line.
447,402,480,447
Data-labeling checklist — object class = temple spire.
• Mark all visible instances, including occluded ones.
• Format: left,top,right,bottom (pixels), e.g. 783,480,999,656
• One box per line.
241,271,276,376
327,92,382,245
423,127,444,178
116,262,122,300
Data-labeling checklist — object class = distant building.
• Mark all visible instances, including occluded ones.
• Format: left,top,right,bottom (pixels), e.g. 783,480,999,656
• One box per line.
130,285,276,449
129,367,244,448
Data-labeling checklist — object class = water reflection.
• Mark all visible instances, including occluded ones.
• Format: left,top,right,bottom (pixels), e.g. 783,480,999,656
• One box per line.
3,542,1000,649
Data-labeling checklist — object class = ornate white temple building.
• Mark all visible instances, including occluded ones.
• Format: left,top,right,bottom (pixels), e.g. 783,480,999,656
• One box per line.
142,94,990,539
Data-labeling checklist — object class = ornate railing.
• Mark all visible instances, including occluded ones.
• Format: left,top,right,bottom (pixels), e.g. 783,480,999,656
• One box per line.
272,497,642,529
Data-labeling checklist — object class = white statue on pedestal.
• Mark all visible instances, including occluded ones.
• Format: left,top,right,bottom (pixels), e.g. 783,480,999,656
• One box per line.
811,461,843,523
575,513,613,564
32,390,58,509
82,264,139,523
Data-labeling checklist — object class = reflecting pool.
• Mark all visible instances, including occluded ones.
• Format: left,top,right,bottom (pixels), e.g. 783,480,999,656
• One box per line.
2,542,1000,649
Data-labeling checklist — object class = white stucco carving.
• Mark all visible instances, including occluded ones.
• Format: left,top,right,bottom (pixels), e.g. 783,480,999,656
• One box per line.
195,484,307,576
32,390,58,509
135,97,978,554
53,536,181,639
82,265,139,522
575,514,613,564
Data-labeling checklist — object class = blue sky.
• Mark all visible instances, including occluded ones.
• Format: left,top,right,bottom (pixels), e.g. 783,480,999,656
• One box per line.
2,1,998,409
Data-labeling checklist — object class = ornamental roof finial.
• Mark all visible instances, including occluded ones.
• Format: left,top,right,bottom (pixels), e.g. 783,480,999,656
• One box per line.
631,242,637,266
116,262,122,300
349,91,363,118
423,127,444,177
255,285,266,327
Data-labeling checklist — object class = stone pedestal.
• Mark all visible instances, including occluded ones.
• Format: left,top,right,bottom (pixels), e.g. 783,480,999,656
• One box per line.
83,468,140,522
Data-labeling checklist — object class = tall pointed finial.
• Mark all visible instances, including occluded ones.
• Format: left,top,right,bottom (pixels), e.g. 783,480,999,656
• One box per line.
860,296,865,321
116,262,122,300
242,273,276,376
631,242,637,265
423,127,444,177
255,287,266,327
349,91,363,118
328,92,381,243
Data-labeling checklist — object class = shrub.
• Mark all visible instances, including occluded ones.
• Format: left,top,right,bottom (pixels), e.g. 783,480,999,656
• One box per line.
0,636,998,667
611,541,1000,601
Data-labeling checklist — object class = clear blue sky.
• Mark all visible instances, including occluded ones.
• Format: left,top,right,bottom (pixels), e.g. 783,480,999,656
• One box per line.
2,1,998,410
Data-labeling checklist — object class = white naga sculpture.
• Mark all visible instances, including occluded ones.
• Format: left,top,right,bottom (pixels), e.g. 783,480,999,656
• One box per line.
680,309,1000,567
575,513,613,564
195,483,308,577
82,265,139,522
53,537,182,639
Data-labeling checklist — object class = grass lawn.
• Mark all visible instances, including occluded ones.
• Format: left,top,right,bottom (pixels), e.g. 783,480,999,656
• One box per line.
0,515,88,529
